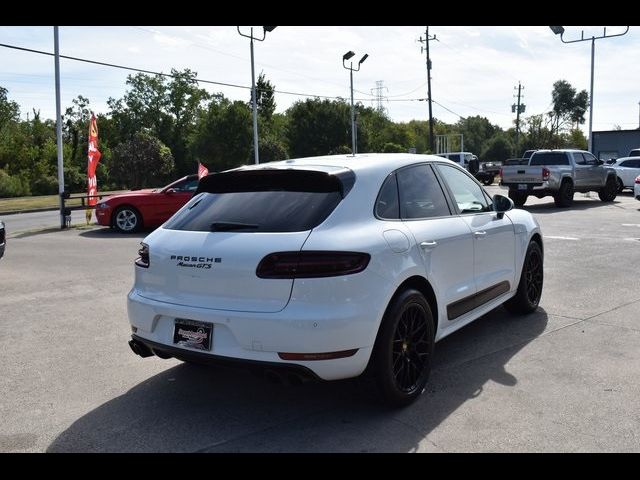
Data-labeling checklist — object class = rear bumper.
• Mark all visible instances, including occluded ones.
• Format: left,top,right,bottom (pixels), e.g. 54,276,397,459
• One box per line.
127,289,377,381
130,334,321,381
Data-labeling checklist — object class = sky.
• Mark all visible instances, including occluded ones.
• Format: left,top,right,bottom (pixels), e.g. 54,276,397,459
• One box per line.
1,26,639,139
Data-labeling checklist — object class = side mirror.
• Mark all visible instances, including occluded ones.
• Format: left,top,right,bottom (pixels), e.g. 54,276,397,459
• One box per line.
492,194,514,218
597,159,604,165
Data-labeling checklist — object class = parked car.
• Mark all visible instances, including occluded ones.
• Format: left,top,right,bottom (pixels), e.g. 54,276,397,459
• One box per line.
500,149,617,207
127,154,544,407
96,175,199,233
609,157,640,192
635,175,640,201
0,220,5,259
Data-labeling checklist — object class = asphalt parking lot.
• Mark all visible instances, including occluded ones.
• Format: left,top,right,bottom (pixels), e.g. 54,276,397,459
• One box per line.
1,186,639,452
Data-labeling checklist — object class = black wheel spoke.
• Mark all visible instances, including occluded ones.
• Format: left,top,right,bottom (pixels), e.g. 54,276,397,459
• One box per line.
391,303,432,392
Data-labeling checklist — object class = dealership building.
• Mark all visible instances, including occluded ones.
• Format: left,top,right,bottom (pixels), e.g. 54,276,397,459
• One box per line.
592,129,640,160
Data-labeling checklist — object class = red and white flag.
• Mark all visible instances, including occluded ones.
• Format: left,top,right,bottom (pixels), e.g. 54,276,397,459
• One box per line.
198,162,209,179
86,114,102,224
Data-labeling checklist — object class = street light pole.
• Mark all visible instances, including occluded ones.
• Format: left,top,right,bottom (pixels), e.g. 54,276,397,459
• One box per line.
549,26,629,153
237,26,277,164
343,51,368,155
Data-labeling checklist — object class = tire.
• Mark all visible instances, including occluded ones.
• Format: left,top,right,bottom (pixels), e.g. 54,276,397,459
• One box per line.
554,180,574,207
508,190,528,207
113,206,142,233
504,241,543,315
371,289,435,407
616,177,624,193
483,176,494,186
598,176,617,202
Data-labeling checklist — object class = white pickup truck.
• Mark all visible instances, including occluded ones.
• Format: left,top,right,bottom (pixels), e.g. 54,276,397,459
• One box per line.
500,149,618,207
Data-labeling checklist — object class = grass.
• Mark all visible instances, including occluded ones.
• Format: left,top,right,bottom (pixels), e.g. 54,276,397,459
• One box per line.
0,191,126,214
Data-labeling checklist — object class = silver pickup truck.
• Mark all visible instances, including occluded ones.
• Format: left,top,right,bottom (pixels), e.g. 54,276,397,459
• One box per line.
500,149,618,207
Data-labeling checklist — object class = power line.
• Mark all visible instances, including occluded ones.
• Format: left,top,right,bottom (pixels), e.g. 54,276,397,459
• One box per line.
131,26,375,98
0,41,400,104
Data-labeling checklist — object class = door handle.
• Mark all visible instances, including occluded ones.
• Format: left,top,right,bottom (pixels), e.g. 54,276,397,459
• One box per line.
473,231,487,238
420,241,438,249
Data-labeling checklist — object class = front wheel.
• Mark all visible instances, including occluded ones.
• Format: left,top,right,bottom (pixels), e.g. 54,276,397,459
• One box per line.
483,176,495,186
371,289,435,407
504,241,543,315
113,206,142,233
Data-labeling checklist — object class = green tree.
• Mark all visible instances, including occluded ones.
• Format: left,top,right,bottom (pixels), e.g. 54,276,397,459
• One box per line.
549,80,589,134
286,99,351,157
481,134,513,163
255,72,276,121
0,86,20,133
455,115,500,155
190,98,253,171
108,130,174,189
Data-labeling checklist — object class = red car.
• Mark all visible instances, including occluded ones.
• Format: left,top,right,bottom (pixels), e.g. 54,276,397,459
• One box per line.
95,175,199,233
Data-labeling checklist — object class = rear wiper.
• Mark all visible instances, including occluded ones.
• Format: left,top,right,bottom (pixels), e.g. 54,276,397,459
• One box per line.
210,222,259,231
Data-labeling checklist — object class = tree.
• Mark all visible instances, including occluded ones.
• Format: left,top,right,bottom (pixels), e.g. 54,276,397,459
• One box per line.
190,98,253,171
286,99,351,157
254,72,276,121
109,130,174,189
549,80,589,134
455,116,500,155
481,134,513,163
0,86,20,133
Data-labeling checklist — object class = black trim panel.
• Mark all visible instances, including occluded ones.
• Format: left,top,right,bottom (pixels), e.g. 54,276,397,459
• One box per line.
131,334,321,381
447,281,510,320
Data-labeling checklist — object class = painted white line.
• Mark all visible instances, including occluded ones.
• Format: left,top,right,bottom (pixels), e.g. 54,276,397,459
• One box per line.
544,235,580,241
621,224,640,227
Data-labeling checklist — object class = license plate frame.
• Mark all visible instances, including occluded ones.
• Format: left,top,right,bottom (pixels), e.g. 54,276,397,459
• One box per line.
517,183,529,191
173,319,213,351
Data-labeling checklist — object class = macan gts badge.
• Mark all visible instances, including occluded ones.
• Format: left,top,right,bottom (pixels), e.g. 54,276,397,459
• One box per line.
127,153,544,407
169,254,222,269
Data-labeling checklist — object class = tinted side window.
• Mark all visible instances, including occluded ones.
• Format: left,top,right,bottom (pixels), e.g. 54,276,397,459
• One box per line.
435,164,491,214
529,153,570,166
396,165,450,219
619,160,630,168
627,159,640,168
573,152,586,165
375,173,400,219
583,152,598,166
173,178,199,192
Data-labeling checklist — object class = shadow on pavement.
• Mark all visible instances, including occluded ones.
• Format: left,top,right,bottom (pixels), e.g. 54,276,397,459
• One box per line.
519,197,623,214
47,307,548,452
79,228,149,239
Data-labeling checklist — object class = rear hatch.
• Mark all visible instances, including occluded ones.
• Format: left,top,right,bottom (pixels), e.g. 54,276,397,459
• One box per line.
135,168,353,313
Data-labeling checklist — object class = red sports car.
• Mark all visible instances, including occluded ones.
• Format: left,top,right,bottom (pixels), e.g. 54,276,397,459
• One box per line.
95,175,199,233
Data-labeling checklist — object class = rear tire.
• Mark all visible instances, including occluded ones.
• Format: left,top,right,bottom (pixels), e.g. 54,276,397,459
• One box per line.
483,176,494,186
508,190,528,207
598,176,617,202
504,241,543,315
554,180,574,207
371,289,434,407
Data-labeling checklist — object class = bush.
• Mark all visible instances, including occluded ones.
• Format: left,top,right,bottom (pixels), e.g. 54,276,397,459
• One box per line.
0,169,30,197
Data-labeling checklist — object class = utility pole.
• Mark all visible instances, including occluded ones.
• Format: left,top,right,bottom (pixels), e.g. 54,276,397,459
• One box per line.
512,82,525,156
419,27,436,153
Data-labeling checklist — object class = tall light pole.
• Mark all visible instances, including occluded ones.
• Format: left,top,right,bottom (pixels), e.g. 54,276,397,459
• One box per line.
237,26,277,164
419,27,436,153
549,26,629,153
54,26,65,229
343,51,368,155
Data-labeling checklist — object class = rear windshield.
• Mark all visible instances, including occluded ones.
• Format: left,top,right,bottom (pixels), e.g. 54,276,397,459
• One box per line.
529,152,570,166
163,169,352,233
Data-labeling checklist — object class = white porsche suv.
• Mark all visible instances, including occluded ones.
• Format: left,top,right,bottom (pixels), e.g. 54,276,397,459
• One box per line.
127,154,543,406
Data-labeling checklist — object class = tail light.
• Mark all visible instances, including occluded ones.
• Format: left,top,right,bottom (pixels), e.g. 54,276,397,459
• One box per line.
256,251,370,279
542,167,551,181
135,242,150,268
635,175,640,184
